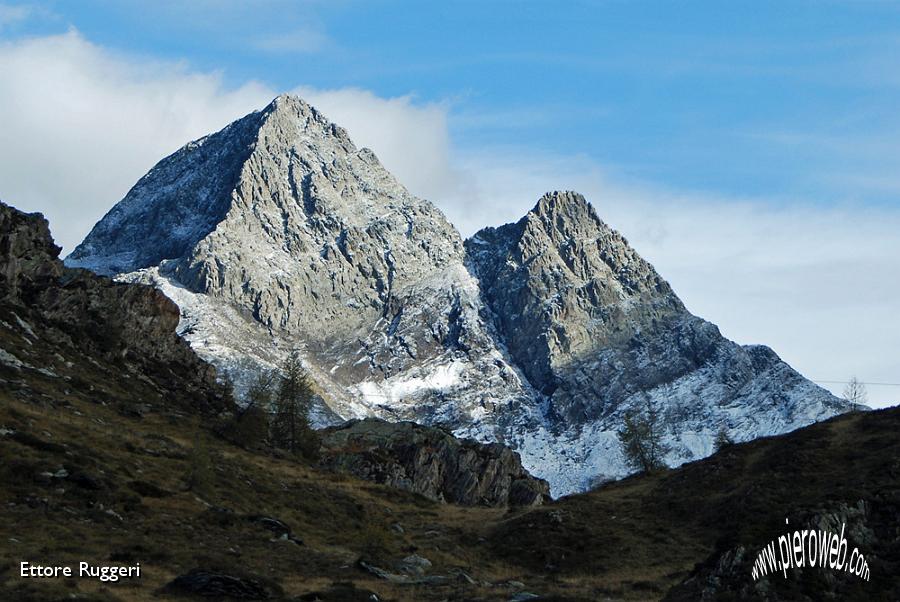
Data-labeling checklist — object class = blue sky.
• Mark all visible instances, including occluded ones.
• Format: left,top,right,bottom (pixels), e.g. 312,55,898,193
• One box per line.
0,1,898,406
12,0,900,204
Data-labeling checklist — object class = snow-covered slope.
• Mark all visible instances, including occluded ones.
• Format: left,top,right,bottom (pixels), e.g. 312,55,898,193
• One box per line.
67,95,862,495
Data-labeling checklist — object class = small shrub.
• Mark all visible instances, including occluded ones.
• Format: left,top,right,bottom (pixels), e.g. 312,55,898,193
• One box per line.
713,426,734,452
186,434,214,499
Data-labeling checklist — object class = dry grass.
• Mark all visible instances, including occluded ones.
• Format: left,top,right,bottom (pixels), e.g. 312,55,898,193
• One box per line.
2,313,898,601
0,368,551,601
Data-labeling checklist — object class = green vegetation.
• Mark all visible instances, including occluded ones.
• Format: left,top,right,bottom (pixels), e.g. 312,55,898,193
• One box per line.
223,352,322,459
616,398,671,473
713,425,735,452
270,350,320,460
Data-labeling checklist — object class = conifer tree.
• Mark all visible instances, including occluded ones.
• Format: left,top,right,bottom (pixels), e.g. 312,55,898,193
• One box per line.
271,350,319,458
617,397,671,473
713,425,734,452
229,370,274,448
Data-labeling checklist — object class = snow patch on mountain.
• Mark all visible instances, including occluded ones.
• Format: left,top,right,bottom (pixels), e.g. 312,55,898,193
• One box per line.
356,361,465,407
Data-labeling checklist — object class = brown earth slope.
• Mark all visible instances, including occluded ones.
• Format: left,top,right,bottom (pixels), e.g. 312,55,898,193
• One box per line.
487,405,900,600
1,201,897,601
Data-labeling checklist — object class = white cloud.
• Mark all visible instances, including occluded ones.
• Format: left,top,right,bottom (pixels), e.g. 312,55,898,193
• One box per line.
0,30,274,250
0,31,460,253
0,30,896,408
291,86,465,205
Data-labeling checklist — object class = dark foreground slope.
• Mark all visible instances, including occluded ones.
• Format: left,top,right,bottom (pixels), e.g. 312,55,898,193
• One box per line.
0,202,568,601
3,349,896,602
0,201,231,414
1,201,897,601
487,405,900,600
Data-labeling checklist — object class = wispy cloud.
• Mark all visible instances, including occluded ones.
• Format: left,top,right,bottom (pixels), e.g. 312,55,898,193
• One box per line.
0,30,442,253
0,3,30,29
254,27,330,54
0,29,273,252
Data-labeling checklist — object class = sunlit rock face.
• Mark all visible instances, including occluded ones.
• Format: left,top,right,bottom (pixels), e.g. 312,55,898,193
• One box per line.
68,95,860,495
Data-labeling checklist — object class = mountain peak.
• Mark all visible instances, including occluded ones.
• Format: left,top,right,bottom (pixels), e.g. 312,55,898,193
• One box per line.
522,190,607,245
68,93,465,344
262,93,317,120
264,93,326,128
270,92,309,109
66,94,375,275
467,191,687,405
68,98,857,496
531,190,592,216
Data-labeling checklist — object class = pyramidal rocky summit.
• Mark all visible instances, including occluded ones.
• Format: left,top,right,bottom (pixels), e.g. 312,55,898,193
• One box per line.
67,95,860,495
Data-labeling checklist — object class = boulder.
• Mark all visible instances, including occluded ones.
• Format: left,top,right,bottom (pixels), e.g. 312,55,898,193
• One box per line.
162,568,280,599
320,419,550,506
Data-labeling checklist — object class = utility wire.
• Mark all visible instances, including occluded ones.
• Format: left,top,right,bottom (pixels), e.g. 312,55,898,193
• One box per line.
813,380,900,387
357,380,900,395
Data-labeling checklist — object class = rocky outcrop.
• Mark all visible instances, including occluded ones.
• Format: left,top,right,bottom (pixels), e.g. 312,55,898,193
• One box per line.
660,495,891,601
0,201,230,414
319,418,550,506
464,192,859,491
467,191,687,418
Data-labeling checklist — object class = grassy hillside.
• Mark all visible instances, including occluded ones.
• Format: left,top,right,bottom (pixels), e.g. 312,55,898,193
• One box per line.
0,373,529,601
488,405,900,600
3,355,898,601
1,203,897,601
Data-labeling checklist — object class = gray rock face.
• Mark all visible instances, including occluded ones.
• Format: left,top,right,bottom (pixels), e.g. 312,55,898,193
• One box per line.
319,418,550,506
65,95,860,494
466,191,855,430
72,96,461,347
68,95,524,423
467,191,688,423
67,111,265,276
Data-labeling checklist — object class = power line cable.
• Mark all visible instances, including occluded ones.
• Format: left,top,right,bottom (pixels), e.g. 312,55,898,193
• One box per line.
813,380,900,387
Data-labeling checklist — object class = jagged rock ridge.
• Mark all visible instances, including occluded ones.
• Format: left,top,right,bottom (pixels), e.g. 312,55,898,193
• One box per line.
70,95,462,346
466,191,854,430
67,111,266,276
467,191,689,423
68,95,531,428
66,95,860,494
